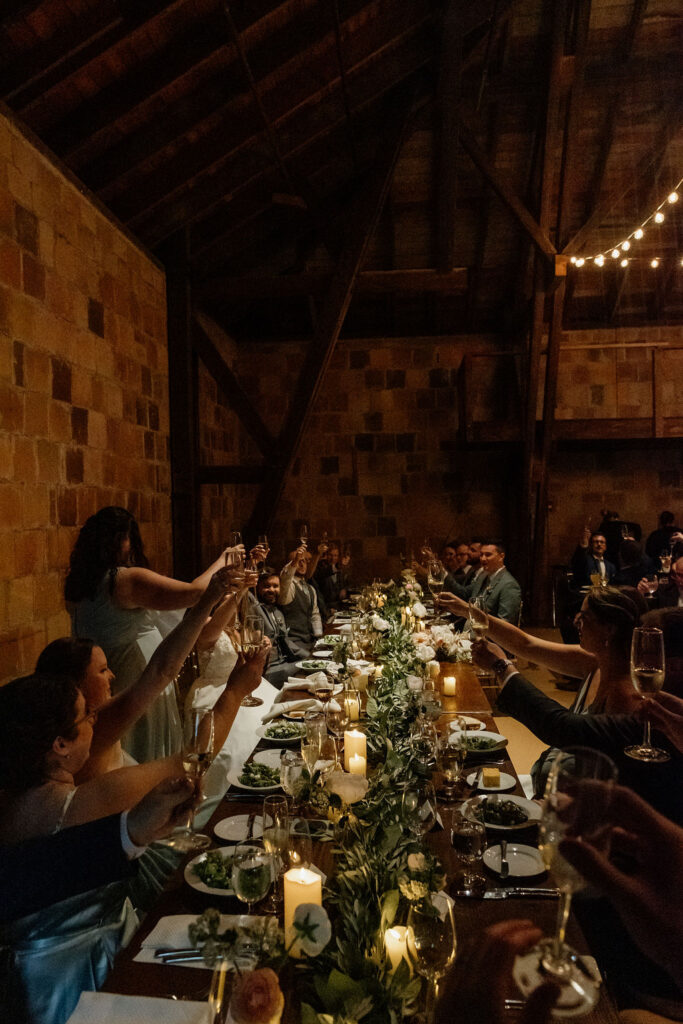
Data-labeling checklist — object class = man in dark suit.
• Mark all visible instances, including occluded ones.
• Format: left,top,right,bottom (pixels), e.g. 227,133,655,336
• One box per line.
0,777,195,921
444,540,522,625
570,529,616,589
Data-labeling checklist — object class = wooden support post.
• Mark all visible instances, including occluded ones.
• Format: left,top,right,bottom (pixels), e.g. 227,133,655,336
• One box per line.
245,92,416,535
161,229,201,580
435,0,462,272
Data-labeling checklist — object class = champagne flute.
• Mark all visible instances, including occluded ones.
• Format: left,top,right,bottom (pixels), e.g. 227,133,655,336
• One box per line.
262,795,289,913
517,747,617,1014
301,733,321,777
280,750,305,811
407,898,457,1024
316,736,338,782
231,840,272,917
299,523,309,549
162,709,214,851
326,699,349,763
439,718,466,800
625,626,668,762
287,816,312,869
468,596,489,639
428,560,447,622
401,781,437,838
257,534,269,564
304,709,327,746
239,615,264,707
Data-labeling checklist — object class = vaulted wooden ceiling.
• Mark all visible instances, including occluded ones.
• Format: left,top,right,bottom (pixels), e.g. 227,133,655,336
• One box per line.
2,0,681,341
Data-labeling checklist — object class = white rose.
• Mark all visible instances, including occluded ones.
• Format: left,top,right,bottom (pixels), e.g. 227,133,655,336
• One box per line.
415,644,436,662
412,601,427,618
291,903,332,957
407,853,427,872
371,615,390,632
327,772,369,805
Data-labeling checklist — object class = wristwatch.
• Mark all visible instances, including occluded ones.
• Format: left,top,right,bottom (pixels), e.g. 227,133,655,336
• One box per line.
491,658,513,677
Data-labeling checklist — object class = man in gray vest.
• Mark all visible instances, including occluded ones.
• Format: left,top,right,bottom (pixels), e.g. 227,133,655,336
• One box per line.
248,572,302,687
279,546,323,653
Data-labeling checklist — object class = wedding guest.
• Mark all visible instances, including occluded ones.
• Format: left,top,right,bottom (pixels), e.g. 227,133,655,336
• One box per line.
637,549,683,608
645,511,680,561
65,506,240,762
443,540,521,625
640,607,683,696
570,528,615,589
248,571,302,685
613,539,654,588
314,540,350,609
442,539,473,583
639,691,683,752
279,546,323,653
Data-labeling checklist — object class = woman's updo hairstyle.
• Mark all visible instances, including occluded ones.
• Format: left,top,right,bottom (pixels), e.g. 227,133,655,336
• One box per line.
585,585,644,651
36,637,95,685
64,506,149,603
0,674,81,792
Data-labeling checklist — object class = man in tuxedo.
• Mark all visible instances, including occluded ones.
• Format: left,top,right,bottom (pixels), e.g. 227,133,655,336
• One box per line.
445,540,522,624
570,529,616,589
249,572,302,685
279,547,323,654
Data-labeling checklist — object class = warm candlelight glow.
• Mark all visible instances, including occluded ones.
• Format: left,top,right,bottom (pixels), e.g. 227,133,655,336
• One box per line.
385,926,413,976
355,671,368,692
443,676,456,696
344,729,367,771
348,753,366,776
344,691,360,722
283,867,322,957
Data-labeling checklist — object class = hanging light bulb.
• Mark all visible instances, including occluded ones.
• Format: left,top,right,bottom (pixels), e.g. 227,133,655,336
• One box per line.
621,240,631,251
620,258,628,268
667,191,678,204
654,211,665,223
595,254,605,267
634,228,644,240
650,258,660,268
570,256,577,264
612,249,620,259
575,257,585,267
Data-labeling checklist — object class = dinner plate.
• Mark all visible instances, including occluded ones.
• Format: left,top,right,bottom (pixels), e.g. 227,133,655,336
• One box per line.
283,708,308,721
296,660,341,673
255,723,305,745
462,794,541,831
456,730,508,755
252,748,285,769
214,814,263,842
227,770,282,793
483,844,546,878
466,770,516,792
185,847,236,895
449,716,486,732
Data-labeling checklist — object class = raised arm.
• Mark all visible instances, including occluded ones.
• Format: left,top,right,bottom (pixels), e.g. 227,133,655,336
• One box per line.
208,641,272,752
279,549,305,605
113,545,244,611
86,569,241,762
306,543,327,579
437,592,594,679
65,755,184,827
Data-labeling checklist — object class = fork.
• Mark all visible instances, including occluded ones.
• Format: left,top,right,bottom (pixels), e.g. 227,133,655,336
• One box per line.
499,839,509,880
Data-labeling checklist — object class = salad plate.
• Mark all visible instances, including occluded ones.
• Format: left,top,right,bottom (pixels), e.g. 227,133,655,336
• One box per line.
185,847,236,894
462,794,540,831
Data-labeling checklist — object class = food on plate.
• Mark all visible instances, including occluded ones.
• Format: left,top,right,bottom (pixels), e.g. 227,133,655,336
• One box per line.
300,660,332,671
481,766,500,788
464,736,500,751
238,762,281,788
265,721,305,740
472,797,529,827
193,850,234,889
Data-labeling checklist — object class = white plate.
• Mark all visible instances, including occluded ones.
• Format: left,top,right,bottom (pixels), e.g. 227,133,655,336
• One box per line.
466,770,516,792
256,723,305,745
483,843,546,878
456,730,508,755
185,847,236,895
252,748,285,769
283,708,308,721
449,716,486,732
308,649,332,658
462,794,541,831
214,814,263,842
296,660,341,673
228,770,282,793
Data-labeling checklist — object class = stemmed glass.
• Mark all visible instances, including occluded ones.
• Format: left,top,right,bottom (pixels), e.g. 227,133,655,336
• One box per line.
257,534,270,566
428,561,447,622
642,574,659,599
450,816,485,891
326,699,349,764
625,626,668,762
299,523,309,549
468,596,489,639
517,747,617,1014
231,839,272,917
262,795,289,914
162,709,214,851
238,614,264,707
406,898,457,1024
438,718,466,801
660,548,672,574
280,750,305,811
402,781,437,838
301,731,322,778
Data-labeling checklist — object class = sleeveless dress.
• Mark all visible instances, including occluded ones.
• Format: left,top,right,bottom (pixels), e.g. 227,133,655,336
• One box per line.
0,789,139,1024
70,573,182,763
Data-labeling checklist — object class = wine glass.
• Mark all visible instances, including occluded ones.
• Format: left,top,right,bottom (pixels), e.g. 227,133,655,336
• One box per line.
299,523,309,549
625,626,668,762
231,840,272,916
660,549,672,573
468,596,489,639
287,816,312,869
450,815,485,891
304,709,327,746
517,747,617,1014
301,733,321,777
428,561,447,622
439,718,466,800
642,574,659,599
238,615,264,707
262,795,289,913
280,750,305,811
257,534,269,564
161,708,214,851
406,897,457,1024
326,699,349,762
401,781,437,838
312,677,334,704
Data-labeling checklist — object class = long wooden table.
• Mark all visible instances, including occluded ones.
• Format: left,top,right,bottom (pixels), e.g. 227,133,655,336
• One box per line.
103,659,619,1022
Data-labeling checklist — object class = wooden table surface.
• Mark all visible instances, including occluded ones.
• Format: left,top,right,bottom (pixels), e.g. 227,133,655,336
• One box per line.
103,658,619,1022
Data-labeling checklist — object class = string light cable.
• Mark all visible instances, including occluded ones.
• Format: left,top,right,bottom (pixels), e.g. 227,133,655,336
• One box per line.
568,178,682,269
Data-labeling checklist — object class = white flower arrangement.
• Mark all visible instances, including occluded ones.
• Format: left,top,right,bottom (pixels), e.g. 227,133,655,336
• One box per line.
425,623,472,662
371,614,390,632
292,903,332,957
327,771,369,806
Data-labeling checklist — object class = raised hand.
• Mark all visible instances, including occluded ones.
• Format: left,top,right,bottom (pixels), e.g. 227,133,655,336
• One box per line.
228,638,272,701
127,776,197,846
470,638,506,670
638,691,683,754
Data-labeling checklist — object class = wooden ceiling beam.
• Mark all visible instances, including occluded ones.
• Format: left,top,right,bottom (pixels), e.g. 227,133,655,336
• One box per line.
556,0,592,250
245,91,416,535
192,309,276,460
197,268,468,298
434,0,462,273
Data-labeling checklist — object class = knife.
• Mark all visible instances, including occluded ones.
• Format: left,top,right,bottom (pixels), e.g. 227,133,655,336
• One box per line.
246,811,256,840
455,887,559,899
155,948,204,963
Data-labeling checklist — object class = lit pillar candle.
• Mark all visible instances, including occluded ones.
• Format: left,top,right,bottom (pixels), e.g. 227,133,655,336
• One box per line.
348,753,366,776
374,665,383,678
428,660,440,680
344,691,360,722
385,926,413,976
443,676,456,696
355,671,368,692
344,729,367,771
283,867,323,957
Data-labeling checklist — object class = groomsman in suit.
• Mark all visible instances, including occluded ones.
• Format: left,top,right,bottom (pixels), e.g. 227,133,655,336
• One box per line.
571,529,616,589
445,540,522,625
249,572,302,685
279,547,323,654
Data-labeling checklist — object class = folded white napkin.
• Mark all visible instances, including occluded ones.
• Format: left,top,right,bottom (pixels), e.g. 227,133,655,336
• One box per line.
337,623,352,634
281,671,329,693
66,992,208,1024
134,914,265,969
261,698,321,722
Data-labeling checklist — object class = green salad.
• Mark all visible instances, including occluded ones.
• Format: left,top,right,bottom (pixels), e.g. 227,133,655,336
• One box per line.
464,736,500,751
239,762,281,787
193,849,234,889
300,660,332,671
265,720,304,740
473,797,528,827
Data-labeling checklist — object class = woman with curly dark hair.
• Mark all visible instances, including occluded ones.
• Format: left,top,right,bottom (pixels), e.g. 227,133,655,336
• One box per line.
64,507,238,762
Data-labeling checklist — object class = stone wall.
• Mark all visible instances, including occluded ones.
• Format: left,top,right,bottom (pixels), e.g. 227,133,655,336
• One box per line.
0,111,170,683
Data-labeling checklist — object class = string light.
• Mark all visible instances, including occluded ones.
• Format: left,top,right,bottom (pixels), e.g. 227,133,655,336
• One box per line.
568,175,682,268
